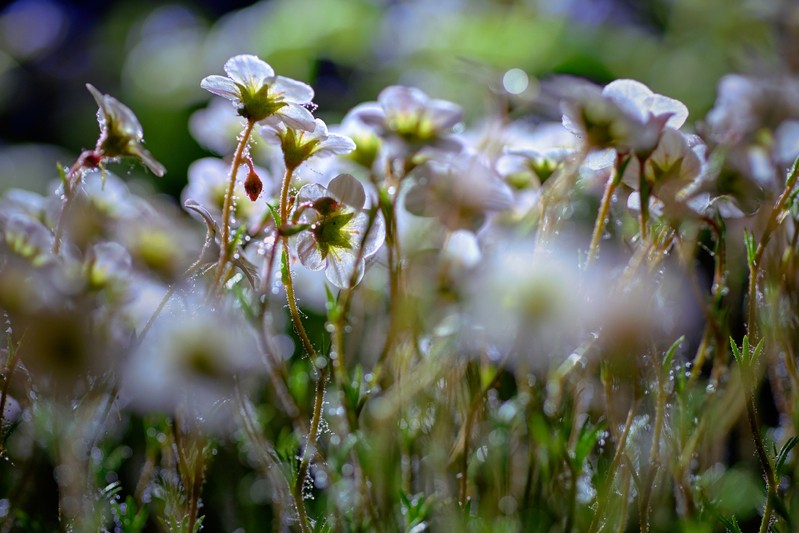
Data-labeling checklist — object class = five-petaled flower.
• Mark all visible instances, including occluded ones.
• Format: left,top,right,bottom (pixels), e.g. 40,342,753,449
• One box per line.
86,84,166,177
201,54,316,130
291,173,385,288
350,85,463,155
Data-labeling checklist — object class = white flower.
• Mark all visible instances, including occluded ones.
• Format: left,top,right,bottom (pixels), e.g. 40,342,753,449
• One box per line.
201,54,316,130
124,293,261,432
292,173,385,288
559,78,688,156
404,154,514,231
350,85,463,155
260,117,355,170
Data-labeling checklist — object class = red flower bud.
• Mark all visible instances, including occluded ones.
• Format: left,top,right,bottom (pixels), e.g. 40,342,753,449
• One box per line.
244,167,263,201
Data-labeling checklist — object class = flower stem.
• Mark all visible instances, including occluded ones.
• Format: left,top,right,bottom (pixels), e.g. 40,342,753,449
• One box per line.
52,153,96,254
587,153,626,266
278,165,328,532
293,366,327,533
588,175,618,265
747,156,799,340
214,119,255,289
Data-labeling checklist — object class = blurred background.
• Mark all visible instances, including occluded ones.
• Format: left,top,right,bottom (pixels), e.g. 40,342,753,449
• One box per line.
0,0,796,199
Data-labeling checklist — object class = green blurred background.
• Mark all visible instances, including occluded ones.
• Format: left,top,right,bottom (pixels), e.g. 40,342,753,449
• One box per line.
0,0,795,198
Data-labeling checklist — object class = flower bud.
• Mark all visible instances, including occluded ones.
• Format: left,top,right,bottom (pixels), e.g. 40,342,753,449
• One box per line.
244,166,263,201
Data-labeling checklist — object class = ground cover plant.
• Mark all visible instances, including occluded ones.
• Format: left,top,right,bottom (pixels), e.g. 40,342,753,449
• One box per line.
3,16,799,532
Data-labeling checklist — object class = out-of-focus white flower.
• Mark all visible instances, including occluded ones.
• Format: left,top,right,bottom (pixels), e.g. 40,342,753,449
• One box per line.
85,241,132,289
292,173,385,288
86,84,166,177
559,78,688,157
333,110,384,172
124,294,261,432
260,117,355,171
463,236,695,368
498,122,579,188
201,54,316,130
404,154,513,231
706,74,799,146
350,85,463,156
621,128,706,220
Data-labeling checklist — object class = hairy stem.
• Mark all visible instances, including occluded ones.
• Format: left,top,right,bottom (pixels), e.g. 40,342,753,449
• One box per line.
293,367,328,533
214,119,255,289
747,157,799,340
588,154,626,265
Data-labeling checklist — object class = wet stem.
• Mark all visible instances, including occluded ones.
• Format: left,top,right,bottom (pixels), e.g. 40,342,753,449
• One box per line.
52,152,100,255
588,405,636,533
587,153,626,265
0,331,24,448
746,156,799,340
740,157,798,533
277,164,326,533
214,119,256,289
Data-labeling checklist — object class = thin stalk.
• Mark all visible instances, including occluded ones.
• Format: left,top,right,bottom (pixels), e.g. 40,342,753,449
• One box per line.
293,366,328,533
640,347,667,532
457,358,509,506
587,153,627,265
278,166,317,361
747,157,799,340
277,164,326,533
52,153,95,254
589,405,636,533
740,361,778,533
214,119,256,289
0,332,23,442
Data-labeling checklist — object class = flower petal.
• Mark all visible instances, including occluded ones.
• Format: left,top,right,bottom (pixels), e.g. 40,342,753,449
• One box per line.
325,249,363,288
296,183,329,204
348,102,385,129
224,55,275,87
200,75,240,101
379,85,427,117
648,94,689,130
328,173,365,210
360,211,385,257
295,232,325,271
602,79,652,123
425,98,463,130
275,104,316,131
273,76,314,104
315,133,356,157
404,181,432,216
131,146,167,177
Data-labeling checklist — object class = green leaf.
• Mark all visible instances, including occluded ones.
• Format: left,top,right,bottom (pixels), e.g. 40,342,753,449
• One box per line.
231,280,255,321
729,337,743,366
750,337,765,365
227,224,247,256
663,335,685,373
775,436,799,476
267,202,282,227
716,514,743,533
574,420,605,466
278,223,310,236
56,162,68,188
744,229,757,268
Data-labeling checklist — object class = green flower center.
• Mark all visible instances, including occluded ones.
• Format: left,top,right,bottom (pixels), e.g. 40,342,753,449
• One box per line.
236,83,287,122
281,128,320,170
312,210,355,259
